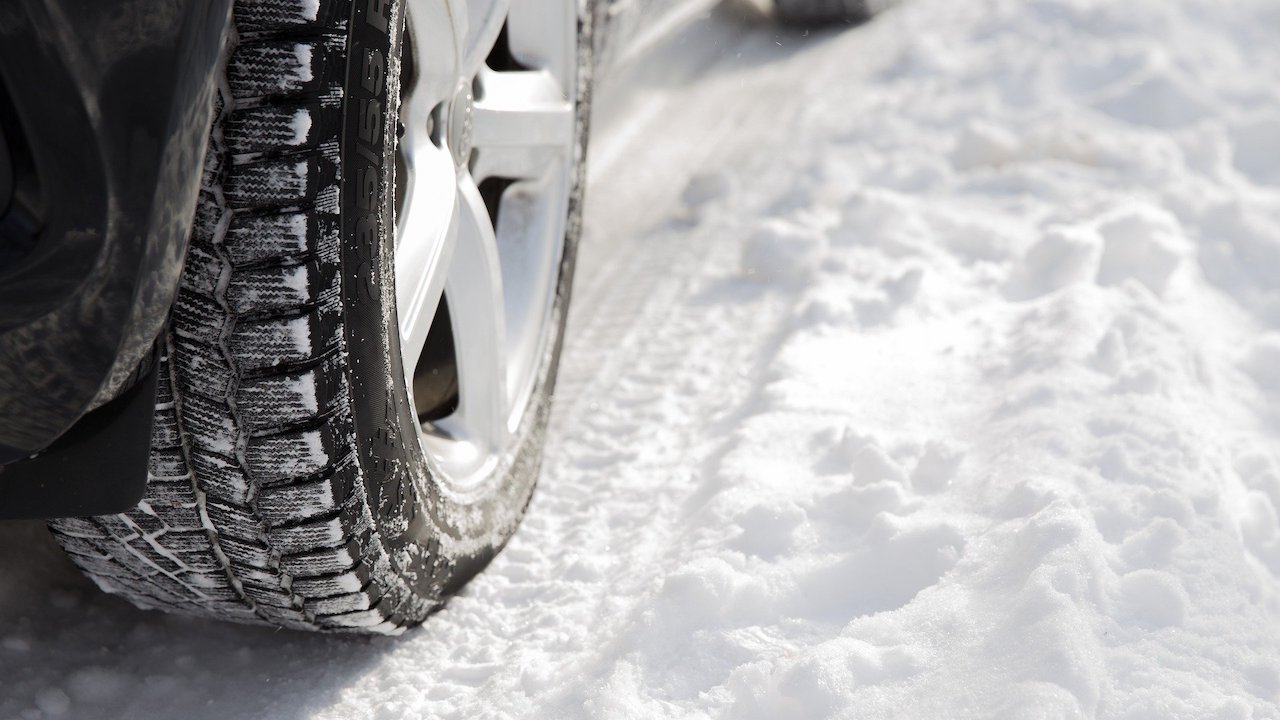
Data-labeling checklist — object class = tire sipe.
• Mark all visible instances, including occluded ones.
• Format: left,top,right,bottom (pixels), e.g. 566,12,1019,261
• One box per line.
49,0,594,634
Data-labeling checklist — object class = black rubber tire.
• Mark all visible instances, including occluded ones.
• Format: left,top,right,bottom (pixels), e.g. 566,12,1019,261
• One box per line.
774,0,876,25
48,0,594,634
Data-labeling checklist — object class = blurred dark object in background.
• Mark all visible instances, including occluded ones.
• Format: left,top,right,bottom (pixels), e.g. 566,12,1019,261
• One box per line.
774,0,892,25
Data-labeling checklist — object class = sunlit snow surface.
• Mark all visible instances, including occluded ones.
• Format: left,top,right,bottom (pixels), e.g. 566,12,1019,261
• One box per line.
4,0,1280,717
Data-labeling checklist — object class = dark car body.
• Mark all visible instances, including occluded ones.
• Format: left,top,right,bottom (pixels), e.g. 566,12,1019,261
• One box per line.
0,0,232,516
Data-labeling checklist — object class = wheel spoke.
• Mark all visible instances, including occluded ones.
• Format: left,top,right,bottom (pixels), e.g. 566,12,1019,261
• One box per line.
395,0,577,486
469,68,574,181
403,0,465,109
438,174,509,453
504,0,576,95
395,141,457,374
461,0,511,78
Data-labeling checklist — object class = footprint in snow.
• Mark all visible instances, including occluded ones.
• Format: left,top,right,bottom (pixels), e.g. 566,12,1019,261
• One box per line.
678,170,734,223
740,219,826,285
1004,226,1102,302
1242,333,1280,402
911,440,966,494
1093,66,1214,130
1234,451,1280,577
1111,569,1190,629
799,515,965,621
1231,114,1280,187
815,427,906,483
1095,204,1190,296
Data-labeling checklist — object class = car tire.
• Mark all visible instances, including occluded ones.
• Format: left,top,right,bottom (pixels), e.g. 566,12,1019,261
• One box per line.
48,0,594,634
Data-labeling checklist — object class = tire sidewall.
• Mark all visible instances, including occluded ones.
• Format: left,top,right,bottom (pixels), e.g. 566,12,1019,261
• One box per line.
339,0,592,604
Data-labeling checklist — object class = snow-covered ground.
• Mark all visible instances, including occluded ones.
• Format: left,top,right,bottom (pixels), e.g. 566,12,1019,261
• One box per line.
3,0,1280,717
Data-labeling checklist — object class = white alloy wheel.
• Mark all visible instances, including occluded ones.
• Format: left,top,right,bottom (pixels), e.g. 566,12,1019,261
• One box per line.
395,0,580,490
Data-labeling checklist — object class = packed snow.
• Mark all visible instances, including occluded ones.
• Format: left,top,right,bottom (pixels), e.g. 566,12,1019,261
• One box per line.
3,0,1280,717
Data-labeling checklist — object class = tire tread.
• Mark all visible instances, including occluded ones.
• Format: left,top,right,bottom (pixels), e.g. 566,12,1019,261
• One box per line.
49,0,413,633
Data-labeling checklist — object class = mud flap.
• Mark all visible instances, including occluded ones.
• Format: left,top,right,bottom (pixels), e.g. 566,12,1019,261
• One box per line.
0,348,159,520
